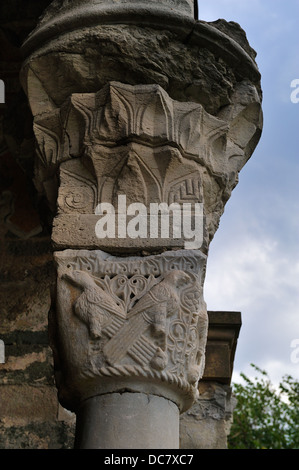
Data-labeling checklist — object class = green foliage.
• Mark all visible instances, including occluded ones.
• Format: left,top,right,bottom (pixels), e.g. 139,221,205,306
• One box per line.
228,364,299,449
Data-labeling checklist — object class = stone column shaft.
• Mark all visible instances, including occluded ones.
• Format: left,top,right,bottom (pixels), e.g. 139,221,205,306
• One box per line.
75,393,179,449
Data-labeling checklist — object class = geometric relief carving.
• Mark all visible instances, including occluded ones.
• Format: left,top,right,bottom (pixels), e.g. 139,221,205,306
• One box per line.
67,81,228,165
57,159,97,214
94,144,203,208
53,143,206,251
52,249,208,412
34,80,228,193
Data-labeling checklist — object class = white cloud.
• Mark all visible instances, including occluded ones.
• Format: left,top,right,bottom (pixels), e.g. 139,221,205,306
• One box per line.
232,359,299,390
205,235,281,309
195,0,299,385
204,223,299,382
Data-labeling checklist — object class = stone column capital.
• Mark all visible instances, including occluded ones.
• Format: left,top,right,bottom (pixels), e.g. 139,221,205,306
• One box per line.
50,249,208,413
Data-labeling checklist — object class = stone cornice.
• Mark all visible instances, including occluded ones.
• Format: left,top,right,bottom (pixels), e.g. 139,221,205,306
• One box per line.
203,311,242,384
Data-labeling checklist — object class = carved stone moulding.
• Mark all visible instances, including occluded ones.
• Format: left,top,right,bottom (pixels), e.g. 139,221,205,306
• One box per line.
21,0,259,90
21,22,261,128
22,0,195,57
50,248,208,413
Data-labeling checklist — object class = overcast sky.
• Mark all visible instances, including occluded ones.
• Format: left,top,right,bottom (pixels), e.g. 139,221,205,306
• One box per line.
198,0,299,386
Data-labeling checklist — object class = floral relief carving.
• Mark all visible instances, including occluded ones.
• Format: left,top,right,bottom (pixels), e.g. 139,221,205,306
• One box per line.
29,80,262,251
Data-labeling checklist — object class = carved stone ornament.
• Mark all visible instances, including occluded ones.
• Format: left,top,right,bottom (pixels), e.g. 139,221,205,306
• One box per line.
50,249,208,413
20,4,263,256
22,0,195,58
25,80,262,254
20,0,263,431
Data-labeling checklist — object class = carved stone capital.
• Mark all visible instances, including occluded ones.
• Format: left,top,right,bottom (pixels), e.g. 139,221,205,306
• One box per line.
22,80,262,254
21,9,263,251
50,249,208,413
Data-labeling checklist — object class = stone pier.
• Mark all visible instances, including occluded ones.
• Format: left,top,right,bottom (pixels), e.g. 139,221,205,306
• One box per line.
20,0,262,449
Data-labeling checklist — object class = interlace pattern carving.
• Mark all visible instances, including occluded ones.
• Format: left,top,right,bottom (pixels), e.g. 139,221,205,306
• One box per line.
53,249,208,409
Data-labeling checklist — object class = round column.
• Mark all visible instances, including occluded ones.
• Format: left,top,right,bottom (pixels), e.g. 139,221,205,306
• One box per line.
74,392,180,449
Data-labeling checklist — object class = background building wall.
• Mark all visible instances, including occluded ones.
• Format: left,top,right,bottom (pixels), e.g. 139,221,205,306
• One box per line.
0,0,76,448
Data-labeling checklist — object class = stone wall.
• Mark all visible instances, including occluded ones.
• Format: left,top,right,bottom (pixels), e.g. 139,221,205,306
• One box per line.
0,0,75,448
180,382,237,449
0,146,75,449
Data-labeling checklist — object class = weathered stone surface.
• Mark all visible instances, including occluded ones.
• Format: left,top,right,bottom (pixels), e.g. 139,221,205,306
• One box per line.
179,311,241,449
0,421,74,449
21,12,262,246
18,2,263,256
203,311,242,383
0,226,74,449
38,0,195,24
21,18,261,109
51,249,208,413
0,0,76,449
22,25,237,113
75,392,179,449
0,384,58,425
22,0,195,59
0,347,52,386
0,242,54,334
180,382,237,449
23,79,262,253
